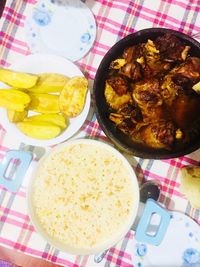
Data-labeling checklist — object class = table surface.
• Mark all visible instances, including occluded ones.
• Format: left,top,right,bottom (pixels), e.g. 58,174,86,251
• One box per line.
0,0,200,266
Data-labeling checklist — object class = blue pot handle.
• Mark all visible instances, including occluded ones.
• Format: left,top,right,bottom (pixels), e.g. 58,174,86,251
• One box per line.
0,150,32,192
135,198,171,246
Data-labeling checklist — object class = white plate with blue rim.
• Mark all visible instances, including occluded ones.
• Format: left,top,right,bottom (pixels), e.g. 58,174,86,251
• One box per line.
0,53,91,147
25,0,96,62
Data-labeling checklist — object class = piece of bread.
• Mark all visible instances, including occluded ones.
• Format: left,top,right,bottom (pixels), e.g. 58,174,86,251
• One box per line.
180,166,200,209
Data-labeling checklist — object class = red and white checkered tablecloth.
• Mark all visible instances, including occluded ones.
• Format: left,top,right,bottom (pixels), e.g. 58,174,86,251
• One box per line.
0,0,200,266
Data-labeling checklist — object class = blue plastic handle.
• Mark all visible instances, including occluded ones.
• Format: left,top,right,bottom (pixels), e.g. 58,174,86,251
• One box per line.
135,199,171,246
0,150,32,192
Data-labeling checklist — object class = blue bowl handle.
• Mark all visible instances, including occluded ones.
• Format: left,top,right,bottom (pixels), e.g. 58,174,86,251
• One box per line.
135,199,171,246
0,150,32,192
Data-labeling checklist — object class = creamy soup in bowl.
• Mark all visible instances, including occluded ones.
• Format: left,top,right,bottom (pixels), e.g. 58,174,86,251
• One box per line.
27,139,139,255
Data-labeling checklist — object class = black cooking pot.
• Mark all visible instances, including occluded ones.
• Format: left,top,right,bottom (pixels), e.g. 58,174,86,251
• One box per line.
93,28,200,159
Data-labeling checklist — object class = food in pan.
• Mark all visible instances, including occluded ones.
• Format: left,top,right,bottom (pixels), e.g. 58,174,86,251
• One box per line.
104,33,200,149
0,71,88,139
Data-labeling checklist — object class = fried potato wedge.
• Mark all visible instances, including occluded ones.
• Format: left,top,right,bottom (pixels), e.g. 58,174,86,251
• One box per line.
0,89,31,111
17,121,61,139
59,77,88,117
25,113,68,129
0,68,38,88
7,109,28,123
27,73,69,93
29,93,60,114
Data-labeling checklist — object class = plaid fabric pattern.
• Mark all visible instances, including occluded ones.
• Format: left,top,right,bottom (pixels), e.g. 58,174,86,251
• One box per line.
0,0,200,266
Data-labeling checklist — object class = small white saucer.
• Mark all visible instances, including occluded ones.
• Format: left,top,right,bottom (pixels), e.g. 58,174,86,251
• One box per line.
25,0,96,61
132,211,200,267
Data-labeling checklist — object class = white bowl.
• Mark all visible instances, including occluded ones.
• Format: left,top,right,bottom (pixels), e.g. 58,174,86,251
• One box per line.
27,139,139,255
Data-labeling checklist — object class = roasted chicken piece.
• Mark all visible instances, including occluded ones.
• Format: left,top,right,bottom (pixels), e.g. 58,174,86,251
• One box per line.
161,57,200,104
117,103,142,120
140,120,176,149
160,75,179,105
173,57,200,84
104,80,131,110
122,41,170,78
122,44,144,63
144,39,160,60
132,78,162,109
154,33,190,62
142,39,172,77
120,62,142,81
144,59,171,78
107,75,129,95
109,114,137,134
109,103,142,134
142,105,169,122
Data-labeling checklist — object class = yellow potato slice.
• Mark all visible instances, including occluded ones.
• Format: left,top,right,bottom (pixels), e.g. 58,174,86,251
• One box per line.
17,121,61,139
27,73,69,93
0,89,31,111
7,109,28,122
29,93,60,114
59,76,88,117
180,166,200,209
0,68,38,88
25,113,68,129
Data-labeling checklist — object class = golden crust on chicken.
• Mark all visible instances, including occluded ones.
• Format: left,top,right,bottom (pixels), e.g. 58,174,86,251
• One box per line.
104,81,131,110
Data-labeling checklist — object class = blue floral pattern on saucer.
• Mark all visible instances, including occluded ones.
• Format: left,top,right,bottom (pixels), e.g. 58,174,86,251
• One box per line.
25,0,96,61
33,9,51,26
183,248,200,266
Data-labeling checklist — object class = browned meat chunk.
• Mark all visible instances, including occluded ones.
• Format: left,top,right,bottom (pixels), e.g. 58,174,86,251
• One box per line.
122,46,135,63
122,44,144,63
175,57,200,82
107,75,128,95
172,74,191,88
140,120,176,149
118,103,142,121
143,105,169,122
161,57,200,102
132,78,162,108
109,103,143,134
154,33,190,62
120,62,142,80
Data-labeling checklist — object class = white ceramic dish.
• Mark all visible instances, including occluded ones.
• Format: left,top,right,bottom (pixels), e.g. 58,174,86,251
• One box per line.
0,54,91,147
27,139,139,255
133,211,200,266
25,0,96,61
